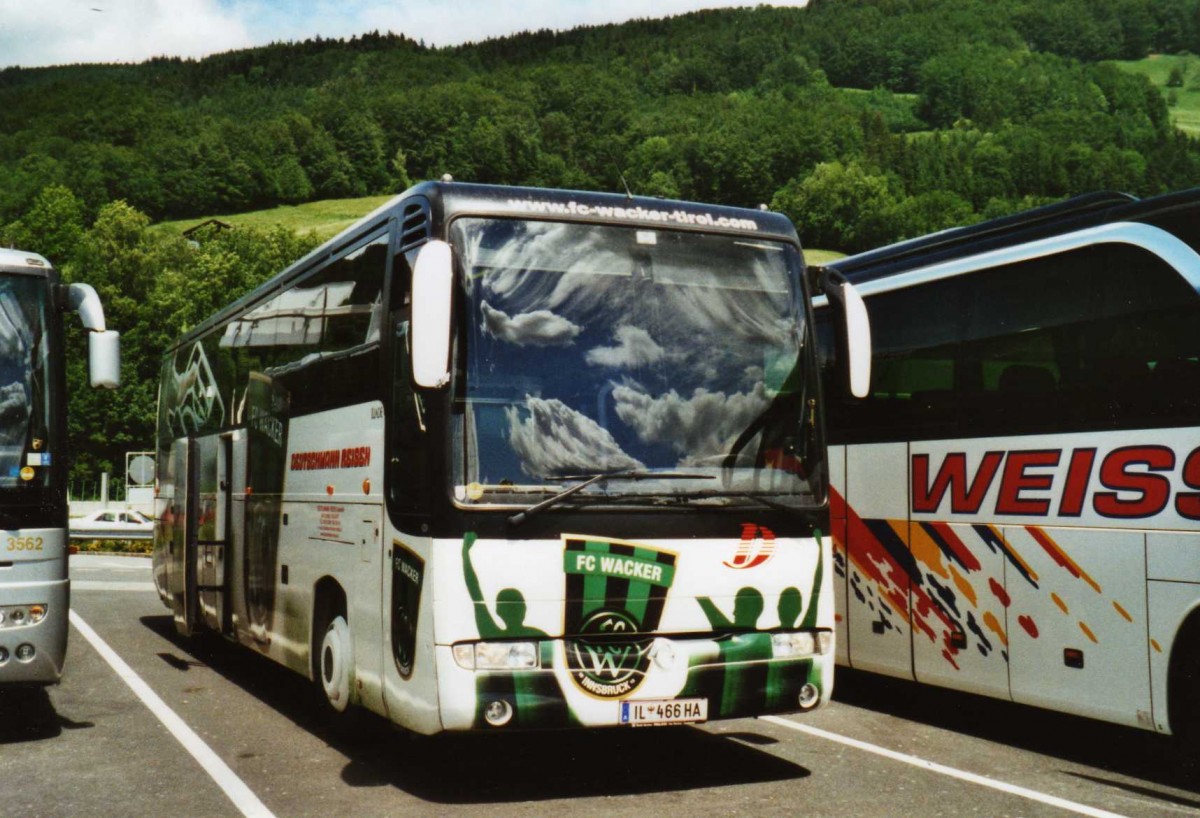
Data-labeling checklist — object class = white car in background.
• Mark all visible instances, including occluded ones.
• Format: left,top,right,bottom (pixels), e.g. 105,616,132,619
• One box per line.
69,509,154,540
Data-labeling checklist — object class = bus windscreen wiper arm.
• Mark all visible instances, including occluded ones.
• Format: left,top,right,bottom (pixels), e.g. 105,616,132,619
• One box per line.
507,471,713,526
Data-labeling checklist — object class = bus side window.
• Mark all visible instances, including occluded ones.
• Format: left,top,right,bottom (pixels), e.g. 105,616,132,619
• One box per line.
961,243,1199,435
825,279,966,444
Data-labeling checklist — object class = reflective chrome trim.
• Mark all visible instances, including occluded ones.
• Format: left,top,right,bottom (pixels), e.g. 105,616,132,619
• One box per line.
813,221,1200,307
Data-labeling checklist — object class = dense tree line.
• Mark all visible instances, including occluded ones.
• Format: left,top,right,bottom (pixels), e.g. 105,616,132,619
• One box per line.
1,185,321,481
2,0,1199,244
4,0,1200,479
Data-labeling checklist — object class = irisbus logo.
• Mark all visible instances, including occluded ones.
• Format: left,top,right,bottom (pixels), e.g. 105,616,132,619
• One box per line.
912,443,1200,521
724,524,776,569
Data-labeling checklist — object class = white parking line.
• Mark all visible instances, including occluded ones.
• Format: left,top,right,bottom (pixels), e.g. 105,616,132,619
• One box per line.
68,610,277,818
72,581,157,592
762,716,1130,818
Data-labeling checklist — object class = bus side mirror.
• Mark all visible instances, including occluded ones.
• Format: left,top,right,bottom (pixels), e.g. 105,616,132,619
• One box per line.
411,240,454,389
89,330,120,389
65,282,121,389
820,270,871,399
841,283,871,398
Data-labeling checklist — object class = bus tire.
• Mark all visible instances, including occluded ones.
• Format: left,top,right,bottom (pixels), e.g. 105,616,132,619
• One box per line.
1169,615,1200,759
317,614,354,714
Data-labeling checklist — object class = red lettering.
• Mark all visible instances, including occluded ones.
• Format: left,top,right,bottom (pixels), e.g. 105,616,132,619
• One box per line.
912,452,1003,514
1176,447,1200,520
1093,446,1175,519
996,450,1060,516
290,449,344,471
1058,448,1096,517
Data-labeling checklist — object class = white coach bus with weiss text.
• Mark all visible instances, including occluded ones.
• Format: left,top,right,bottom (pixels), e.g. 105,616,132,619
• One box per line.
815,189,1200,739
152,181,870,733
0,249,119,686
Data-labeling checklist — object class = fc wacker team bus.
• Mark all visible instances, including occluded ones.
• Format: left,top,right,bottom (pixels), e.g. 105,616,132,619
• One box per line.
0,248,120,686
152,181,870,733
815,188,1200,740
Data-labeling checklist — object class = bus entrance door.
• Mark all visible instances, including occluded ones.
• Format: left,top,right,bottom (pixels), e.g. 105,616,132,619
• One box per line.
844,443,915,680
194,434,233,635
169,437,195,636
911,522,1011,701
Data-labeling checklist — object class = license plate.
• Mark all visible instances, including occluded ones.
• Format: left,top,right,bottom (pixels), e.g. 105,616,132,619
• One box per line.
620,698,708,726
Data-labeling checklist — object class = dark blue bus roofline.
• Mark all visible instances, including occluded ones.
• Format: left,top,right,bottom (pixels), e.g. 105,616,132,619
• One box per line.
826,187,1200,285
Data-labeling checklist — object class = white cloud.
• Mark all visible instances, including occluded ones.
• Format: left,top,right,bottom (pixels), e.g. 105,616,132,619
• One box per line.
506,395,642,478
611,381,770,462
585,325,666,369
1,1,254,68
0,1,810,69
480,300,582,347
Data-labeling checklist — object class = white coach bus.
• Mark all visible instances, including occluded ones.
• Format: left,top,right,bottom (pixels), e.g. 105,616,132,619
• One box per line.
815,189,1200,739
152,181,870,733
0,248,119,686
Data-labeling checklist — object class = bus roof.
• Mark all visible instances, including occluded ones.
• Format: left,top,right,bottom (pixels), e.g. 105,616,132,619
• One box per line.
0,248,53,273
826,187,1200,284
418,181,796,238
171,181,798,350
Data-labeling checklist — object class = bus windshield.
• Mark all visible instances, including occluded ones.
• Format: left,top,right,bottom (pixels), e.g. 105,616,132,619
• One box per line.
450,217,822,509
0,275,50,492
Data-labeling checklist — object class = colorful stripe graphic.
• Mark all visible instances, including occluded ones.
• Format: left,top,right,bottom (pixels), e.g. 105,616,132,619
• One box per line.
1026,527,1101,594
832,488,1140,672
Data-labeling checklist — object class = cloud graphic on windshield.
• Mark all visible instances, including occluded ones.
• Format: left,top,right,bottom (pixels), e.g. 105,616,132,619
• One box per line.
585,325,666,369
611,381,770,461
506,396,644,477
481,300,583,347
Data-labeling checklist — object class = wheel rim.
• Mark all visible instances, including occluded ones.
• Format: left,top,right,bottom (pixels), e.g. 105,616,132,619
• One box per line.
319,616,352,712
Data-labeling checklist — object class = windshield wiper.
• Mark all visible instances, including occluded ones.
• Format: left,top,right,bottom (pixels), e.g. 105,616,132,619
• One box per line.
507,470,713,526
661,489,816,514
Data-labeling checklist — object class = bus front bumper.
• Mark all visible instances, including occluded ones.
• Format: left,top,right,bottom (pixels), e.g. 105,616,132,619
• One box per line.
435,633,834,731
0,578,68,685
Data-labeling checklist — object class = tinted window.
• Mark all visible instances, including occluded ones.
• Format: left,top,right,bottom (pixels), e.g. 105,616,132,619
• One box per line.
220,233,388,414
824,241,1200,443
822,276,968,441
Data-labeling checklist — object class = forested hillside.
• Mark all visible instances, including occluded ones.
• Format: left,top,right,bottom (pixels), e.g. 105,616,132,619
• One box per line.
4,0,1200,248
2,0,1199,480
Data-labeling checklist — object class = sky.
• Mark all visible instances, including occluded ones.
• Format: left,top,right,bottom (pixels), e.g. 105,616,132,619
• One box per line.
0,0,811,70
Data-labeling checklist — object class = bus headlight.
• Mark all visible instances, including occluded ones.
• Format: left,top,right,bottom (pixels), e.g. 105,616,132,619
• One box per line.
452,641,539,671
771,630,832,659
0,604,48,628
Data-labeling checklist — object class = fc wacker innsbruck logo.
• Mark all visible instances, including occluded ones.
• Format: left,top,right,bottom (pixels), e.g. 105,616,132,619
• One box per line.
562,537,677,699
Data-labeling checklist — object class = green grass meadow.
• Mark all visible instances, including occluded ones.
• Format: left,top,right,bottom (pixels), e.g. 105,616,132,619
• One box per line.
154,195,395,242
1114,53,1200,135
155,194,844,264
